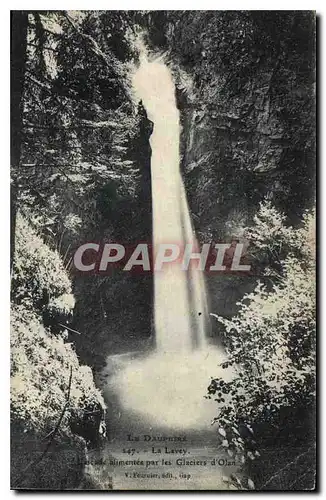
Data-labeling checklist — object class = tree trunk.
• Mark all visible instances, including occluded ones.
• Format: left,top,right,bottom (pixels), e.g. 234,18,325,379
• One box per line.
11,11,28,270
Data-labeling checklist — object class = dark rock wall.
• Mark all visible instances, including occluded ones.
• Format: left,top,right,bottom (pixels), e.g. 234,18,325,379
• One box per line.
166,11,316,322
72,105,154,368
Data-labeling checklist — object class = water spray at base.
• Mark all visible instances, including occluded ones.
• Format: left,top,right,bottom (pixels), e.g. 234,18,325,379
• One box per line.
106,349,234,430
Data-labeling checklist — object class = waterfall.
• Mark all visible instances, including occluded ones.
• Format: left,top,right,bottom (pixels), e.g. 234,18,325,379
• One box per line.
104,44,233,431
133,48,208,353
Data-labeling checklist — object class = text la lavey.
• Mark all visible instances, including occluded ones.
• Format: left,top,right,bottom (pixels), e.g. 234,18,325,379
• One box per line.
152,446,187,455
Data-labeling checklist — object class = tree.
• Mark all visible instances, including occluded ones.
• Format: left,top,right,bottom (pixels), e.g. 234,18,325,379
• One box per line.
208,202,316,489
13,11,154,369
11,11,28,270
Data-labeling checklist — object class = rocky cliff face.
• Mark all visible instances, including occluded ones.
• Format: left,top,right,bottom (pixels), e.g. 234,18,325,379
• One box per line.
73,11,315,357
158,11,316,321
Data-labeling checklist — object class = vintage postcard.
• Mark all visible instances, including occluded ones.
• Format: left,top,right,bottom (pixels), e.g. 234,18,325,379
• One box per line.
10,10,316,490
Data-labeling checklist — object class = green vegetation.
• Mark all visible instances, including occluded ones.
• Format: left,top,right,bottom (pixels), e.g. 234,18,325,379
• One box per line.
11,11,315,491
12,12,153,370
11,216,106,489
208,203,316,490
12,214,73,312
11,11,150,488
11,304,104,433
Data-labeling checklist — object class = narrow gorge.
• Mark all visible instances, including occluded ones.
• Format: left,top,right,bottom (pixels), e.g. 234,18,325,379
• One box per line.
10,11,316,491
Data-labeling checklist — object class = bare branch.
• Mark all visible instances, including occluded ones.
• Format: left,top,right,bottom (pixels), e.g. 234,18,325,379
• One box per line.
58,323,83,336
260,446,315,489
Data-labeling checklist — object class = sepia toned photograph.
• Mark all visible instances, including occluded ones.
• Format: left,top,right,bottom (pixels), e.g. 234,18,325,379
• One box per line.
10,10,316,491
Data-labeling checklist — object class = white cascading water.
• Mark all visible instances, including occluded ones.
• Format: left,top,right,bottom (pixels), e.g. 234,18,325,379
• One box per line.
104,45,233,430
133,48,208,353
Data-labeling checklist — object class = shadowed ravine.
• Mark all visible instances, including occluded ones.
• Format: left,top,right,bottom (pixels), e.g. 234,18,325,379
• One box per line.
96,45,237,489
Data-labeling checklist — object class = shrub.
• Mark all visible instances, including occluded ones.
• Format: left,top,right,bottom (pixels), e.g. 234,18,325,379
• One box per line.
11,214,75,325
11,303,105,436
208,202,316,487
244,201,314,275
11,215,107,489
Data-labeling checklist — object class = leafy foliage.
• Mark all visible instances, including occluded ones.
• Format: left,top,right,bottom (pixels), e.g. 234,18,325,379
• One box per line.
208,203,315,487
11,212,106,439
12,11,156,369
245,201,315,275
11,11,316,490
12,214,74,320
17,11,143,245
11,303,105,436
11,211,106,488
